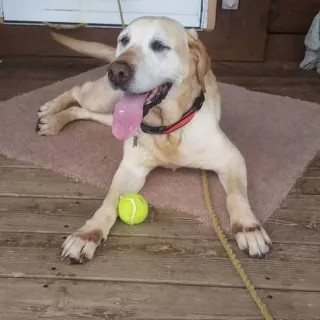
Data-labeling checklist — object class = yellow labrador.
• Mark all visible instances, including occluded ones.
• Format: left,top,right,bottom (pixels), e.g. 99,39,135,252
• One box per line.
37,16,271,263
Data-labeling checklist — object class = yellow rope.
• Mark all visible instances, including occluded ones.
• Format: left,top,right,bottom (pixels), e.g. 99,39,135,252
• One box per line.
116,0,126,28
115,1,273,318
201,170,273,320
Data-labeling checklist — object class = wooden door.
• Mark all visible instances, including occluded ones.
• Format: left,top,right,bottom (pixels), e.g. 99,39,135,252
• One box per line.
0,0,271,61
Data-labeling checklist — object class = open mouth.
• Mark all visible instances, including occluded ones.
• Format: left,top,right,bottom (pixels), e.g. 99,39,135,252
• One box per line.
112,82,172,141
145,82,172,106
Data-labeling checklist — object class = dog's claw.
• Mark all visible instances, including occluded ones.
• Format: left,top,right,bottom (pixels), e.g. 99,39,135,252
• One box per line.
235,225,271,258
36,121,41,132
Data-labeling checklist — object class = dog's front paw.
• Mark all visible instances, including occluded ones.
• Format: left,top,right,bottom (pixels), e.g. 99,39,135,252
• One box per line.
36,115,64,136
61,228,104,264
232,222,272,259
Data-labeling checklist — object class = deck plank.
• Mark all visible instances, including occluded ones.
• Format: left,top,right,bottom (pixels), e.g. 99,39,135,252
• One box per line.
1,278,320,320
0,195,319,243
0,232,319,291
0,167,104,199
0,155,37,168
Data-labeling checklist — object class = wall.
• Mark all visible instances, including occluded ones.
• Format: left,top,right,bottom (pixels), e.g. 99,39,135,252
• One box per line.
265,0,320,61
0,0,319,62
0,0,270,62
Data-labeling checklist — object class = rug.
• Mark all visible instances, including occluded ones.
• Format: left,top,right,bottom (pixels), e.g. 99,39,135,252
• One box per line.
0,66,319,233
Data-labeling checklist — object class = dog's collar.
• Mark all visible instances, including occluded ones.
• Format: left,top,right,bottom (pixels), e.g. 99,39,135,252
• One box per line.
140,90,205,135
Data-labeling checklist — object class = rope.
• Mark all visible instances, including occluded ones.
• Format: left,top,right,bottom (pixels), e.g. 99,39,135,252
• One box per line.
201,170,273,320
115,1,274,318
117,0,125,28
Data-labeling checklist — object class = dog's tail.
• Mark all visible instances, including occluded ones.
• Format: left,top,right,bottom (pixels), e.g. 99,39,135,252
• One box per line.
51,32,116,61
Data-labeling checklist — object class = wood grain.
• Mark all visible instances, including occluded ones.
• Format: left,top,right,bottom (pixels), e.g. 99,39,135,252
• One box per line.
1,232,320,291
0,155,35,167
268,0,320,34
0,167,104,199
0,193,319,243
1,278,320,320
265,34,306,61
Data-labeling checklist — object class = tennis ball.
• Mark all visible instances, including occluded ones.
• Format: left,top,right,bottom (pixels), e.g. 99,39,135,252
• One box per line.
117,193,148,225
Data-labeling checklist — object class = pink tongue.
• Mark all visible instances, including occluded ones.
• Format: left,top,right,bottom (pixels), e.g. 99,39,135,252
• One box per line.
112,92,148,140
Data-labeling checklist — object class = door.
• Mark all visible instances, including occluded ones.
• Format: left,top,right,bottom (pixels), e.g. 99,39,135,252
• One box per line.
0,0,270,61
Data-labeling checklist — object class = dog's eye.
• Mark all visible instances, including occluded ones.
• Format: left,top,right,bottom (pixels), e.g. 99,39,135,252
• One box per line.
150,40,169,52
119,36,129,46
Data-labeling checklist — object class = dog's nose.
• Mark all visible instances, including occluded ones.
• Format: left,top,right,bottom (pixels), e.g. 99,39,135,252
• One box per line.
107,60,133,87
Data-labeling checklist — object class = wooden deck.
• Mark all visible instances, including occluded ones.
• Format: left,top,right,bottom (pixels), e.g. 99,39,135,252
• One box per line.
0,57,319,320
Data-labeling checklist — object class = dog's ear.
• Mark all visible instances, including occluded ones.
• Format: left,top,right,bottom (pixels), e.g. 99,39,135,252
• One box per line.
187,29,211,92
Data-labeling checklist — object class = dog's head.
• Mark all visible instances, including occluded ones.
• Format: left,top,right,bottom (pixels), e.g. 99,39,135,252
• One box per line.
107,16,210,95
107,16,211,140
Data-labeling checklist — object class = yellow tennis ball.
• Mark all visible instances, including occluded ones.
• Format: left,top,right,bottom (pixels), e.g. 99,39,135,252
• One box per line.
117,193,148,225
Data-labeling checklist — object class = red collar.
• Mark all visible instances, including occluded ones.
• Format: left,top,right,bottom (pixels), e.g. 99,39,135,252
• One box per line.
140,91,205,134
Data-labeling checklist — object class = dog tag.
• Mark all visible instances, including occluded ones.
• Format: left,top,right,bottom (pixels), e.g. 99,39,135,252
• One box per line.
133,135,138,147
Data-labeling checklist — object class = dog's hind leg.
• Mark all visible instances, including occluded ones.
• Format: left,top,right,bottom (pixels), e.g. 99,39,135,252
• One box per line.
37,106,113,135
37,87,79,118
37,77,119,134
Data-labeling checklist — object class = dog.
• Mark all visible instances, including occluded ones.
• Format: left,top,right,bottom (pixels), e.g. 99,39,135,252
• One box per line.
37,16,272,263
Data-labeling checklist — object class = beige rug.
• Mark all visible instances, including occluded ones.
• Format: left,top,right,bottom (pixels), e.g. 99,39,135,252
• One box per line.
0,66,319,232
